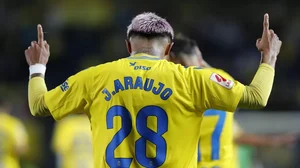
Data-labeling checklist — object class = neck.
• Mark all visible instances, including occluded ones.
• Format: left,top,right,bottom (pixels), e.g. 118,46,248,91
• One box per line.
129,38,168,58
200,60,212,68
131,49,165,58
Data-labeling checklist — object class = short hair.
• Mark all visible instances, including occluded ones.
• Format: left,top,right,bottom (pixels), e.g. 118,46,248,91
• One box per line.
171,34,198,58
127,12,174,41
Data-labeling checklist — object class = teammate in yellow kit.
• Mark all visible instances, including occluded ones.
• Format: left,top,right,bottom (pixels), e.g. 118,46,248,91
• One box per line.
0,99,28,168
169,34,294,168
25,13,281,167
52,115,93,168
169,35,237,167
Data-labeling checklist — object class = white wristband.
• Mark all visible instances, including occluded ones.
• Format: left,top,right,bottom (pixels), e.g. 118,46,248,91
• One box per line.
29,64,46,77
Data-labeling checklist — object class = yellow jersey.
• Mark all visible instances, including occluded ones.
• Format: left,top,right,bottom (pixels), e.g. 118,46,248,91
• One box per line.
0,112,28,168
197,69,235,168
44,53,245,168
52,115,93,168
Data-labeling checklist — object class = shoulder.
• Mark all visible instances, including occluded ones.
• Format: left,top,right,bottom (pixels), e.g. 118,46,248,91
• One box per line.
91,59,126,73
208,68,234,80
161,60,201,74
183,66,215,79
72,60,120,80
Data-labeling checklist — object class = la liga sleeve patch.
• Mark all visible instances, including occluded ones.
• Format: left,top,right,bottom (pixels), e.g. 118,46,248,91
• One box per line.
209,73,234,89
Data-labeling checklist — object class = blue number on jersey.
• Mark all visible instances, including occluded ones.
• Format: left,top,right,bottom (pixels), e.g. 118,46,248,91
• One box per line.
106,106,168,167
136,106,168,167
106,106,133,167
198,109,226,161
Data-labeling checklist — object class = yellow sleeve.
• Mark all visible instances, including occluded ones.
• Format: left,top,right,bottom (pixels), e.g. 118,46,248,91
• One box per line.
238,63,275,108
28,77,49,117
44,68,95,120
210,69,234,80
186,67,245,112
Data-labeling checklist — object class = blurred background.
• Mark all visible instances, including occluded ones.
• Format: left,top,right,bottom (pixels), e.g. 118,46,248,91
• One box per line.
0,0,299,167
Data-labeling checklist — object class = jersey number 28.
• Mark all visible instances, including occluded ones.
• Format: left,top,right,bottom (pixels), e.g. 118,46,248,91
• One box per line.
106,105,168,167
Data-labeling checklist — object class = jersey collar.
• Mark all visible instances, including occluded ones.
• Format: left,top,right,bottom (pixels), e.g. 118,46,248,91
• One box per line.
127,53,161,60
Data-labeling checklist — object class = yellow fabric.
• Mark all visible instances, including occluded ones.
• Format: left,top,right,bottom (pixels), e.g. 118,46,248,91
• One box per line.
197,69,236,168
197,63,274,168
188,67,245,113
42,53,245,168
28,64,274,117
0,112,28,168
28,77,48,116
239,63,275,108
52,115,93,168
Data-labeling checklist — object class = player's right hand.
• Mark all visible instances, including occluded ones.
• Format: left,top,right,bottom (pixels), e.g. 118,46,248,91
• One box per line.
256,14,282,67
25,24,50,66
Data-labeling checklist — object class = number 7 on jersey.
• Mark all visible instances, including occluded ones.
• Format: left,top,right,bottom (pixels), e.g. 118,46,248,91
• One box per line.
198,109,226,161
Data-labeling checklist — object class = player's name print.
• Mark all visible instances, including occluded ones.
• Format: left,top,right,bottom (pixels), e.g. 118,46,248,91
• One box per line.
102,76,173,101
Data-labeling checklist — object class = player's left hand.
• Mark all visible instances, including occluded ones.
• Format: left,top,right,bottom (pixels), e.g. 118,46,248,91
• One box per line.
25,24,50,66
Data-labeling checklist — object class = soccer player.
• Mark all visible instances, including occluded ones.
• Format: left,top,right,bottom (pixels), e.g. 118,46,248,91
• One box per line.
0,99,28,168
169,34,294,168
52,114,93,168
25,13,281,167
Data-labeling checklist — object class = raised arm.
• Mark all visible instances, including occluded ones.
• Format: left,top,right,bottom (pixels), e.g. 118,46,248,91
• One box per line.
238,13,281,108
25,25,91,120
188,14,282,112
25,24,50,117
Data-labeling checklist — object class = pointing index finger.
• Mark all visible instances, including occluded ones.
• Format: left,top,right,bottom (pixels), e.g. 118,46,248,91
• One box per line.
263,13,269,32
37,24,44,45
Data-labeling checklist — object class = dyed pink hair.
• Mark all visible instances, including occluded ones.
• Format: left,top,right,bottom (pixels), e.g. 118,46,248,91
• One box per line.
127,12,174,39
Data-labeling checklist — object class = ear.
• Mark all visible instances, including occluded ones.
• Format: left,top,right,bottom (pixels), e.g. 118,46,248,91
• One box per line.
125,39,132,54
164,42,174,56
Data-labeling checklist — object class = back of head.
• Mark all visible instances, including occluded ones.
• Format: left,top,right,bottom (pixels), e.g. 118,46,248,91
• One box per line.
170,34,202,66
170,34,199,58
126,12,174,57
